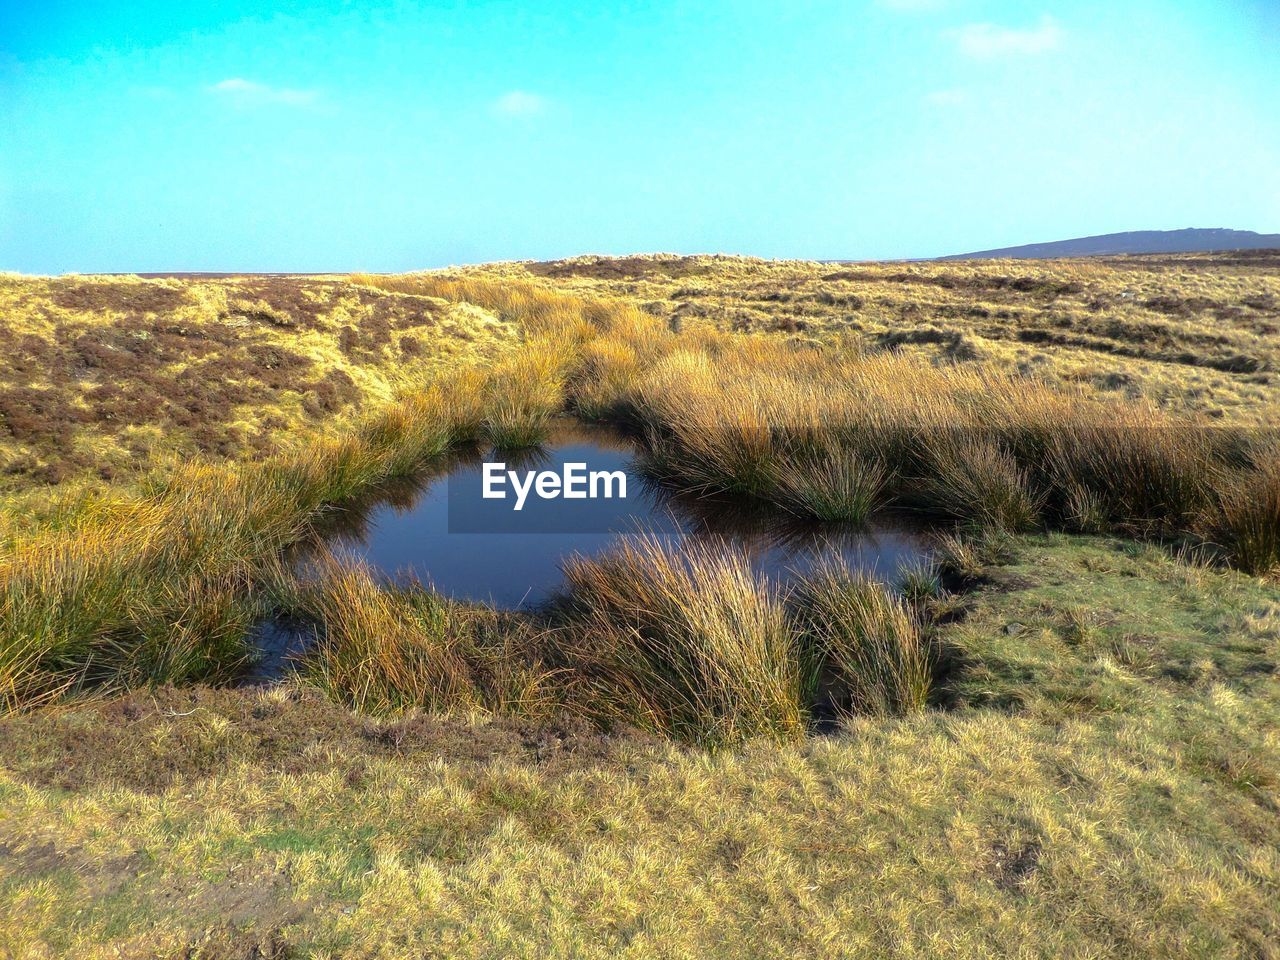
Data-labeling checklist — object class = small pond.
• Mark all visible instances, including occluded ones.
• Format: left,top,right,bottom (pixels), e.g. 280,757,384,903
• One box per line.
318,420,930,606
248,420,932,681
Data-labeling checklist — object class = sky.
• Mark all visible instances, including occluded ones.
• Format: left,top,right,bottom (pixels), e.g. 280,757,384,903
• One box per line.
1,0,1278,272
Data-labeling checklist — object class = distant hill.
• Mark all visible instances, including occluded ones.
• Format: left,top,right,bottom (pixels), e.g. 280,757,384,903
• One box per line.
942,228,1280,261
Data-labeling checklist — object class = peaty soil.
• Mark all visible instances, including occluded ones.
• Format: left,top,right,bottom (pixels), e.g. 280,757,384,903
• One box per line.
0,685,659,795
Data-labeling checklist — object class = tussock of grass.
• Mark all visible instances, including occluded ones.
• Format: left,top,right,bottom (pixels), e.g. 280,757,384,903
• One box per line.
792,558,931,717
1208,455,1280,575
293,557,563,718
571,336,647,420
295,560,480,715
552,535,933,744
922,436,1041,531
897,560,945,605
1063,482,1110,534
775,453,888,523
481,337,573,449
1037,410,1221,527
638,353,779,497
0,486,275,709
935,529,1016,582
117,570,259,687
356,392,457,476
560,533,805,744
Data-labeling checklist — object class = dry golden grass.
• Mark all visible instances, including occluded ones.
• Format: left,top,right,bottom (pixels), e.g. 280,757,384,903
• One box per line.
292,557,564,720
6,252,1277,504
6,257,1277,714
560,533,807,744
0,272,517,495
501,251,1280,424
1,255,1278,956
296,559,481,715
0,378,475,709
616,328,1269,558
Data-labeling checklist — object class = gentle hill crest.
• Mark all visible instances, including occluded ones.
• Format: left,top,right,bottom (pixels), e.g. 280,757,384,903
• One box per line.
942,228,1280,260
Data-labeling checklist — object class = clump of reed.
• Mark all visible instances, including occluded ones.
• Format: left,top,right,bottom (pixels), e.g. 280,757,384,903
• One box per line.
1204,455,1280,575
268,549,566,718
111,570,259,689
637,352,779,498
559,533,806,744
483,401,553,450
571,337,650,421
790,558,931,718
0,483,271,710
775,452,888,524
481,337,573,449
292,560,481,715
1034,406,1221,528
933,528,1017,583
897,560,946,606
615,337,1274,564
553,533,935,744
920,436,1041,532
357,389,458,476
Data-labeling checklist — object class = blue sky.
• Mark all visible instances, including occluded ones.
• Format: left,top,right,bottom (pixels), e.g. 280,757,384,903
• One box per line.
1,1,1277,272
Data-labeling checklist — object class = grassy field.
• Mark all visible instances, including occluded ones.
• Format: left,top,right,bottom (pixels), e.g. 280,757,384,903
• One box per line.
508,251,1280,424
1,254,1278,957
0,273,517,495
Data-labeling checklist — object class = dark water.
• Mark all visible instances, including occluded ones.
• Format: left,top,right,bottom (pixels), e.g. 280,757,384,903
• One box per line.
245,420,932,681
319,420,930,607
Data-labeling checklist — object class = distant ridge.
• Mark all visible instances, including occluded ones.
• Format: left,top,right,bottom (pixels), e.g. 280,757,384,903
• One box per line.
941,228,1280,261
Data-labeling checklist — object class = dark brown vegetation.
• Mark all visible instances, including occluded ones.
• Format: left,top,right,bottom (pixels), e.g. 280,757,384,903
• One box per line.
0,274,510,489
0,684,648,795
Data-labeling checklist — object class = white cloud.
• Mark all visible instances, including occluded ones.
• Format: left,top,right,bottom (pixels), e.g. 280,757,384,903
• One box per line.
208,78,318,107
492,90,547,117
925,88,968,107
951,15,1064,57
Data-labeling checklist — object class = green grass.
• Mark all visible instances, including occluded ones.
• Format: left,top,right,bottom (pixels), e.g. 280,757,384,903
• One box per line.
1,534,1276,957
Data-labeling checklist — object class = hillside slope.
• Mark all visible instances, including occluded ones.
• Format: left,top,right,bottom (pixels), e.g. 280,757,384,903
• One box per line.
944,228,1280,260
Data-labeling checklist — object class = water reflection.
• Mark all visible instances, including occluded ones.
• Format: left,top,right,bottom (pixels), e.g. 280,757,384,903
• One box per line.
302,420,931,610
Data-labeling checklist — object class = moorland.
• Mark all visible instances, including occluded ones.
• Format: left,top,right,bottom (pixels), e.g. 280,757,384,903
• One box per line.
1,252,1279,957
